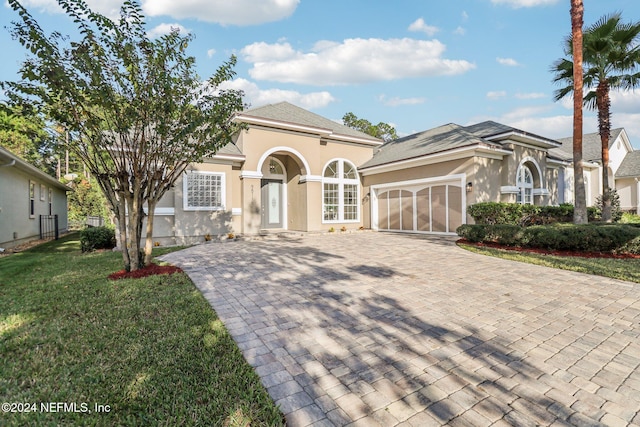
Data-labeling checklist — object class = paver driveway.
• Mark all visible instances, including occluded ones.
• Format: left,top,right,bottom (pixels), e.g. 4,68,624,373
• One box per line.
159,232,640,427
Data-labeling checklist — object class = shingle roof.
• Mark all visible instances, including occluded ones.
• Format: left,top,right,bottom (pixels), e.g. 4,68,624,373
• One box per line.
552,128,624,162
359,123,501,170
240,102,381,142
616,151,640,178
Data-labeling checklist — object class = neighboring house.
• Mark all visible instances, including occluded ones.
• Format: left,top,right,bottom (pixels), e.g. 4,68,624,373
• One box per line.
551,128,640,212
149,102,383,245
0,145,70,249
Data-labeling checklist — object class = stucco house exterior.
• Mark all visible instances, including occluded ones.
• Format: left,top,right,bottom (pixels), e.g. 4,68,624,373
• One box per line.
149,102,383,245
0,145,70,249
360,121,564,234
551,128,640,212
147,103,640,243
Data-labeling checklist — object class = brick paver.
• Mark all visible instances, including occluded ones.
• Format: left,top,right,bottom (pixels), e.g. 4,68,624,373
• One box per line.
160,232,640,426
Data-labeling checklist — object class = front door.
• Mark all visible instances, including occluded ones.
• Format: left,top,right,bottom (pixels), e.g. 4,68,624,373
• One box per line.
261,179,283,229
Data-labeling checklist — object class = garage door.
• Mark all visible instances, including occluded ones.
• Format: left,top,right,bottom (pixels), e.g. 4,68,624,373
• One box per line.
374,181,464,234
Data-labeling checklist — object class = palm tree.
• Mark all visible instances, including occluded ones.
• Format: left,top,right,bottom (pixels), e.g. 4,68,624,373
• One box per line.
553,12,640,222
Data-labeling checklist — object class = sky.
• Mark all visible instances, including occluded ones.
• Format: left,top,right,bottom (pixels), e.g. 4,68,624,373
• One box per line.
2,0,640,146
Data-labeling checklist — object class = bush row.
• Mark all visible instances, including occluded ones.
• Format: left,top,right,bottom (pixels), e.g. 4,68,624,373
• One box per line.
80,226,116,252
467,202,600,226
457,223,640,254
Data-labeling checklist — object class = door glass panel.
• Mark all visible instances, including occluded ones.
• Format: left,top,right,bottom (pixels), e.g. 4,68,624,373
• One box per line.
268,182,280,224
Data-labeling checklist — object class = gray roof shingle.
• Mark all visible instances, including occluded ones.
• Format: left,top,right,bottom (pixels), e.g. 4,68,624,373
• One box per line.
616,151,640,178
359,122,504,170
552,128,624,162
240,102,381,142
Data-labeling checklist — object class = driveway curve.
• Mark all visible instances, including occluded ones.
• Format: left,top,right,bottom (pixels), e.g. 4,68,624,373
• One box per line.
160,232,640,427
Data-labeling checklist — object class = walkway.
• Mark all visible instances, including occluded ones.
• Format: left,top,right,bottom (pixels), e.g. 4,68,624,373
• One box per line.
159,232,640,426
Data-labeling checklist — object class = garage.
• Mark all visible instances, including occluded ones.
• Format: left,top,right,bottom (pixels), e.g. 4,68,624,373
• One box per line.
372,176,466,234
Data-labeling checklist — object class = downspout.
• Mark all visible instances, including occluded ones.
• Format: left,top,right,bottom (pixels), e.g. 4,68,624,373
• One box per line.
1,160,16,167
636,178,640,214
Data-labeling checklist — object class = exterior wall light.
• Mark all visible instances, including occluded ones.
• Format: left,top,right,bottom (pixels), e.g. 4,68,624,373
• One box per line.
466,182,473,193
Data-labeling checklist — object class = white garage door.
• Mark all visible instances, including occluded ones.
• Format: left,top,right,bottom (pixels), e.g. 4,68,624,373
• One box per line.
373,178,465,234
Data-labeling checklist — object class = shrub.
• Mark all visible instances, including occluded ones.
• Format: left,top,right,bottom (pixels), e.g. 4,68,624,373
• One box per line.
594,189,622,222
457,223,640,254
80,226,116,252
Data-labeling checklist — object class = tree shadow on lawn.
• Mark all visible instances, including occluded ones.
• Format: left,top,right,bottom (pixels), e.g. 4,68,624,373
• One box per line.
160,238,600,426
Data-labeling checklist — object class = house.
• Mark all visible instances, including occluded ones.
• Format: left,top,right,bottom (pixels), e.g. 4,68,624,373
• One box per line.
359,121,565,233
148,103,640,243
0,145,71,249
551,128,640,212
149,102,383,245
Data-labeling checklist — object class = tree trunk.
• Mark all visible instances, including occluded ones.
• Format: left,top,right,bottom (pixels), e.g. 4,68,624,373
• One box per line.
571,0,588,224
597,80,612,222
117,195,131,270
144,200,156,266
126,196,141,271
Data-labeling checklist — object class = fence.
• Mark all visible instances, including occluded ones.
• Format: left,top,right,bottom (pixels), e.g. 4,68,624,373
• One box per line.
40,214,59,241
86,216,105,227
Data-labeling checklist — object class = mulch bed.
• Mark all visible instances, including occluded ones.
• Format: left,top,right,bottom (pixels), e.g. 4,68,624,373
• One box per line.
108,263,183,280
457,239,640,259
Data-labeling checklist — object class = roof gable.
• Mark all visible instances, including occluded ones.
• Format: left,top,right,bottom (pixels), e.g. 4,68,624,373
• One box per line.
552,128,624,162
236,102,382,144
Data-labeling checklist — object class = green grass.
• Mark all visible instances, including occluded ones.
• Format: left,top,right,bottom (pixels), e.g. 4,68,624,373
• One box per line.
0,234,284,426
459,243,640,284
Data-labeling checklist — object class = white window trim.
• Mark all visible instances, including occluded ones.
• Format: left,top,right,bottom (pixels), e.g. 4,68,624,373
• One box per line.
40,183,46,201
29,181,36,218
183,171,226,211
322,158,360,223
516,165,534,205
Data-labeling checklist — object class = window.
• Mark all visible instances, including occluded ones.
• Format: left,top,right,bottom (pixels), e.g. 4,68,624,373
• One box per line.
29,181,35,218
516,165,533,205
40,184,46,201
48,188,53,215
183,171,225,211
322,159,359,222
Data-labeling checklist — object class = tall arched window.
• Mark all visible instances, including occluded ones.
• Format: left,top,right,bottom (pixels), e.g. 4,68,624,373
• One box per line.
323,159,359,222
516,165,534,205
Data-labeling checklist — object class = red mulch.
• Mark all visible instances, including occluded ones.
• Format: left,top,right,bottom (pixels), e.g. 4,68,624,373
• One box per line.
457,239,640,259
108,263,183,280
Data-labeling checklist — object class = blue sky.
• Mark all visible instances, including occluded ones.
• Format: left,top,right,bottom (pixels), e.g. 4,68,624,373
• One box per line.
2,0,640,145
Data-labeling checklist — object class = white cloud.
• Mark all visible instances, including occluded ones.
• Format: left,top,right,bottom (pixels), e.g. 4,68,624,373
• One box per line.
146,23,189,39
490,0,560,8
487,91,507,100
515,92,546,100
496,57,520,67
378,95,426,107
610,90,640,114
218,78,335,110
461,11,469,21
408,18,439,36
16,0,123,18
142,0,299,25
207,49,217,58
241,38,475,86
453,26,466,36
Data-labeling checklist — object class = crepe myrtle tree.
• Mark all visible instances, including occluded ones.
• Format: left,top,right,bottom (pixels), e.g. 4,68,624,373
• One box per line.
3,0,244,271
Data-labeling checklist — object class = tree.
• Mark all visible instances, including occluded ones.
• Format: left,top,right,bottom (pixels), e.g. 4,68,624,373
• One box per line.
551,0,587,224
3,0,244,271
342,112,398,142
553,12,640,222
0,104,56,174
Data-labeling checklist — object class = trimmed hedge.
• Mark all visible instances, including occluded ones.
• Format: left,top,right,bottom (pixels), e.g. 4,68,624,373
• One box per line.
80,226,116,252
467,202,598,226
457,223,640,254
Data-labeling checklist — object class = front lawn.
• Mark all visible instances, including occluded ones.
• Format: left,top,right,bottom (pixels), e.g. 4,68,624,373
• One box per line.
0,234,283,426
459,242,640,284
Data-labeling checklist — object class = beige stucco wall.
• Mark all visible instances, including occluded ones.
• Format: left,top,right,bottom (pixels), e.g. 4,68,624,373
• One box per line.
237,126,376,233
0,166,68,249
616,178,638,212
